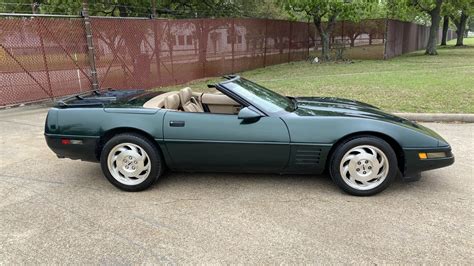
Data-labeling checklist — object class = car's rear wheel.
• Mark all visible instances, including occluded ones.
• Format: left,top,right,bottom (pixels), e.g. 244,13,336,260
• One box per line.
100,133,163,191
329,136,398,196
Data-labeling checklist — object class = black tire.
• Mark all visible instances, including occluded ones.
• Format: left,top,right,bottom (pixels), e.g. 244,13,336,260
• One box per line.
329,136,398,196
100,133,163,192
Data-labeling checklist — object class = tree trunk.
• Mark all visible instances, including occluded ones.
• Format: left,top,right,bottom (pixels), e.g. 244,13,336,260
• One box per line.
425,0,443,55
313,18,329,61
349,34,359,47
320,33,330,61
118,6,128,17
455,11,468,46
313,13,337,61
441,15,449,46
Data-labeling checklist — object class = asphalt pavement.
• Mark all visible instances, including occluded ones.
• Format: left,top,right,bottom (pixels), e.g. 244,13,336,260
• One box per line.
0,106,472,264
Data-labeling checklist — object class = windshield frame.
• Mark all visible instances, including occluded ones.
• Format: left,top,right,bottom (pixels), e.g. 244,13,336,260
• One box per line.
216,76,295,117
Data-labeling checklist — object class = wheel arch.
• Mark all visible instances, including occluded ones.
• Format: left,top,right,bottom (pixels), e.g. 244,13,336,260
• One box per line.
325,131,405,174
96,127,166,164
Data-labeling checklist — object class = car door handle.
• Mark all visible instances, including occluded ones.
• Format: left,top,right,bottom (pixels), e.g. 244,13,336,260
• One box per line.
170,121,185,127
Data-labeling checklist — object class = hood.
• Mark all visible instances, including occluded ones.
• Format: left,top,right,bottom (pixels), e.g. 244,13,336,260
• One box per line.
295,97,399,120
294,97,447,144
297,97,379,109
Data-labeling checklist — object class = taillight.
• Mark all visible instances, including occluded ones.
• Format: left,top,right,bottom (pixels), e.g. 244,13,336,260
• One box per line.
61,139,83,145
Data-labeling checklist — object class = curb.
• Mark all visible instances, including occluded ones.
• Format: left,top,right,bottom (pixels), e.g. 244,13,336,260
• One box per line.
394,113,474,123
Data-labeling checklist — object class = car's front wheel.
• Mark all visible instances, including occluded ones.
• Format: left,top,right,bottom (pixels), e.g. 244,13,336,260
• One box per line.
100,133,163,191
329,136,398,196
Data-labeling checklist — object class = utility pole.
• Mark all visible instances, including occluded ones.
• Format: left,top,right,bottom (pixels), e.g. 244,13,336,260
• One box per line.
82,0,99,91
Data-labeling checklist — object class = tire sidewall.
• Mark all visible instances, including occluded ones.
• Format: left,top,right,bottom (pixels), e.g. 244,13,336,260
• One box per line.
100,134,162,191
329,136,398,196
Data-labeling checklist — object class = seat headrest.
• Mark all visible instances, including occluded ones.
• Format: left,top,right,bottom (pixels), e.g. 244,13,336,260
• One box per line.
164,94,180,110
179,87,193,105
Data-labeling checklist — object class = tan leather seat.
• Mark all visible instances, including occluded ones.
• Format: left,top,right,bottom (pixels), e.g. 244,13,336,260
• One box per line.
179,87,204,112
164,94,180,110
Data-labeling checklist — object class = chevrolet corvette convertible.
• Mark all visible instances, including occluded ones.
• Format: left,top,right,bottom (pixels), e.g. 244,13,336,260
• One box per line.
45,76,454,196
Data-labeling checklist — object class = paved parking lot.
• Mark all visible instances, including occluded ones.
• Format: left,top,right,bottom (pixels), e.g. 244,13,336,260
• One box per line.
0,106,473,264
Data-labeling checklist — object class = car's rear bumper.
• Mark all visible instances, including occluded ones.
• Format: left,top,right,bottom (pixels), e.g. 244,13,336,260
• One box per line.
402,146,454,181
45,134,100,162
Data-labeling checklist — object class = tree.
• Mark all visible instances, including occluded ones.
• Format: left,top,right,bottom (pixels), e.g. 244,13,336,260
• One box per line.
452,10,469,45
281,0,377,61
446,0,474,46
282,0,344,61
411,0,444,55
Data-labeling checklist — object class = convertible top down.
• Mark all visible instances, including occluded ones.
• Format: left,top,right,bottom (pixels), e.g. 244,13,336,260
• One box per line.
45,76,454,196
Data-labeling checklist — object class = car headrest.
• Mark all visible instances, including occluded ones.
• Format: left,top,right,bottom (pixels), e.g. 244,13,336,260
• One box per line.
164,94,180,110
179,87,193,105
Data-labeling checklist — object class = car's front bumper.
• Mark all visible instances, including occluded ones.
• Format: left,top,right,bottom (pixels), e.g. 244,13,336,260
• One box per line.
402,146,454,181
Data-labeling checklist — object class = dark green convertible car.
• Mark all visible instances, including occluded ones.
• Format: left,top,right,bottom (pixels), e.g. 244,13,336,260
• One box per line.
45,76,454,196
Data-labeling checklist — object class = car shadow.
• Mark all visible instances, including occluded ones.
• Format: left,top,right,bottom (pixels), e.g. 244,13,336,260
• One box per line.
84,163,419,196
150,169,416,195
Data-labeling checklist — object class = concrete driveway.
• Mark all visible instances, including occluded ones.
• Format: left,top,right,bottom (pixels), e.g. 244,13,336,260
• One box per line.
0,106,472,264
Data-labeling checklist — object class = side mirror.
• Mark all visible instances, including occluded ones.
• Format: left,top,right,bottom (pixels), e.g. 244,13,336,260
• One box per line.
238,107,262,121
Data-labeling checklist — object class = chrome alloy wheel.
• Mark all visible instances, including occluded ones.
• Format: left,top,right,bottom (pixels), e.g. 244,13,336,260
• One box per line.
339,145,389,191
107,142,151,186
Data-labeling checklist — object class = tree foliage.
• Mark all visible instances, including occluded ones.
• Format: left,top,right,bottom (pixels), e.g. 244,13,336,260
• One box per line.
0,0,290,19
385,0,430,23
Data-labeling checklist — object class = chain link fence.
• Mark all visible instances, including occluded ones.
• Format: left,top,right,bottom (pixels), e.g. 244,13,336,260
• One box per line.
0,16,92,106
0,15,456,106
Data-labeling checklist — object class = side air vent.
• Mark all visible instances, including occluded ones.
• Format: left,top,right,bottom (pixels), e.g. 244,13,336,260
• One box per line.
294,148,321,166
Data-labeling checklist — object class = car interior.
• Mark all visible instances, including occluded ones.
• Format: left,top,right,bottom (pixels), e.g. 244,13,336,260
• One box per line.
143,87,242,115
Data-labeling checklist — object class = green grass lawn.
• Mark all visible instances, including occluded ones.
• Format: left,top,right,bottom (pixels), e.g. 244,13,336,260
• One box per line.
161,37,474,113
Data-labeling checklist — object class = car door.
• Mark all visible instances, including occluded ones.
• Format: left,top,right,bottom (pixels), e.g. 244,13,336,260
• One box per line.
163,111,290,172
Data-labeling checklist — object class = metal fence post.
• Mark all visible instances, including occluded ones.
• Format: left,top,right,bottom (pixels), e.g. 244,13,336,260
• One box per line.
288,21,292,63
307,19,310,58
263,19,268,67
231,18,235,73
152,19,161,85
167,19,176,84
341,20,345,48
383,18,389,60
200,19,206,77
82,0,99,90
151,1,162,86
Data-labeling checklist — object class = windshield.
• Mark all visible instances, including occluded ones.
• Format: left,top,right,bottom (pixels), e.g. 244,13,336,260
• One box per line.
223,78,295,113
